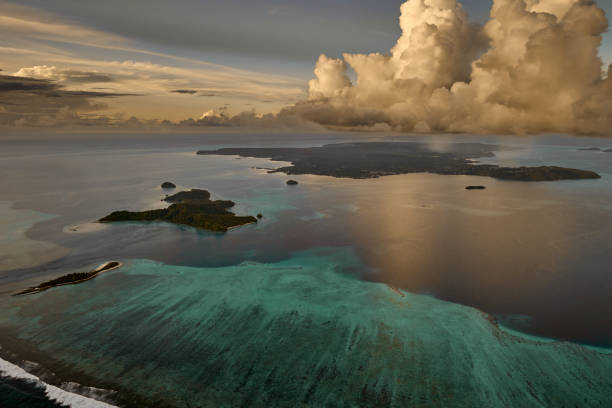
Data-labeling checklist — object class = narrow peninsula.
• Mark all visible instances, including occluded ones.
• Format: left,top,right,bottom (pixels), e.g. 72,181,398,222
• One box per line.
99,189,257,232
14,261,121,296
197,142,601,181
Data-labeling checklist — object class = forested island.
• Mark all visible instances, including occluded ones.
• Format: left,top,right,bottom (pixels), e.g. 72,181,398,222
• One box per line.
14,261,121,296
198,142,601,181
99,189,257,232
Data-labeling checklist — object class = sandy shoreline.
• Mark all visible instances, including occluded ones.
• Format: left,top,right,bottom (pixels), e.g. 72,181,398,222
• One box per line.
13,261,123,296
226,220,257,231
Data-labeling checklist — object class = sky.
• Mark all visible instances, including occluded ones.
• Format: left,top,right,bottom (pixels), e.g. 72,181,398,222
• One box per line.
1,0,611,133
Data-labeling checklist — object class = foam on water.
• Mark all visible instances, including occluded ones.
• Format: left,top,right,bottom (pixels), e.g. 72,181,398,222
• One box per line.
1,248,611,407
0,354,116,407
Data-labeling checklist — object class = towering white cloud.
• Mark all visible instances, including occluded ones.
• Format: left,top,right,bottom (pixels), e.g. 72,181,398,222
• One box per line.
308,55,352,100
303,0,612,135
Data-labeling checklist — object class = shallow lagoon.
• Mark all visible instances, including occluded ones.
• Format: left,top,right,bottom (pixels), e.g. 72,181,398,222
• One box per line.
1,132,612,406
2,251,612,407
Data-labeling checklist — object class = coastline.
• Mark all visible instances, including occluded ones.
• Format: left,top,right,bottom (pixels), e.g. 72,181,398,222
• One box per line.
385,284,612,355
496,322,612,355
13,262,122,296
226,220,257,231
1,134,611,406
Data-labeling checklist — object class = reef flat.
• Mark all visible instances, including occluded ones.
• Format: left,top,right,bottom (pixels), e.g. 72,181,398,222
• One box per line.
99,189,257,232
1,249,610,407
198,142,601,181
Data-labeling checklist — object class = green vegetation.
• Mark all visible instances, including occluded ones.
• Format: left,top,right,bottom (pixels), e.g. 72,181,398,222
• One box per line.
161,181,176,188
465,165,600,181
14,262,121,296
36,262,119,288
99,189,257,232
198,143,601,181
286,180,298,185
39,272,97,288
163,189,213,203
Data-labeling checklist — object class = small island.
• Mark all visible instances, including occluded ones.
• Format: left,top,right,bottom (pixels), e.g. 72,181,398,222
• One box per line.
577,147,612,153
99,189,257,232
466,185,486,190
197,142,601,182
161,181,176,189
286,180,299,185
14,261,122,296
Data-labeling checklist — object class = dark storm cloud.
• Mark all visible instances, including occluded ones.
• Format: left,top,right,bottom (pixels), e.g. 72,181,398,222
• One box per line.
0,74,136,97
0,74,137,127
172,89,198,94
0,75,55,92
62,71,113,83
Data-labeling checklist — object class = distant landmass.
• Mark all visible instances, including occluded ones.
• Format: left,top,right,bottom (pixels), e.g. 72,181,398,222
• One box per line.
198,142,600,181
577,147,612,153
99,189,257,232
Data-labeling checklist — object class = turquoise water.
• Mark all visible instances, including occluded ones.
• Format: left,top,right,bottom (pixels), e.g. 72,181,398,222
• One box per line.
0,202,68,275
1,133,612,406
2,249,611,407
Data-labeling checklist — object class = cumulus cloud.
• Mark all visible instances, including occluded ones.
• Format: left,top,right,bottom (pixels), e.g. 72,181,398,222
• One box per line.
4,0,611,135
168,105,318,130
299,0,612,135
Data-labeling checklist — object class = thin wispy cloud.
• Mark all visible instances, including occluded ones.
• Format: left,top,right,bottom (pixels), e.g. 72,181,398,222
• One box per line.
0,3,303,83
0,1,305,124
1,0,611,134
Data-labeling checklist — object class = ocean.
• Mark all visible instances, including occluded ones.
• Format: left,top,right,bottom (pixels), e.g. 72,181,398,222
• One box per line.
1,132,611,406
